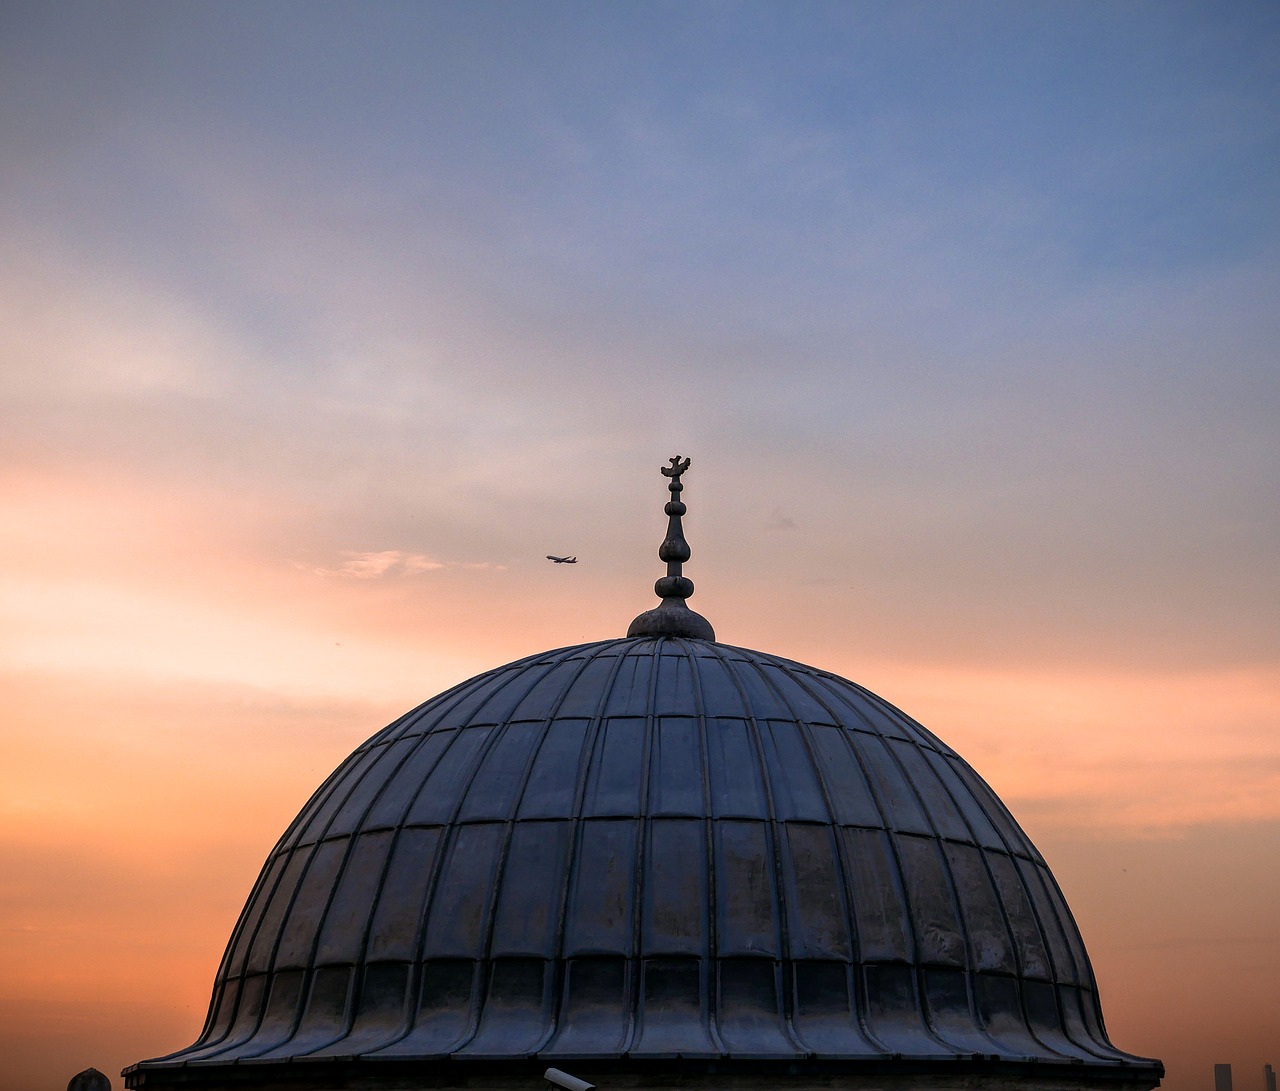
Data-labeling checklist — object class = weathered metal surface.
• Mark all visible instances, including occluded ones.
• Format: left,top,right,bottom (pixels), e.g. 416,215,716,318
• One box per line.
128,636,1160,1087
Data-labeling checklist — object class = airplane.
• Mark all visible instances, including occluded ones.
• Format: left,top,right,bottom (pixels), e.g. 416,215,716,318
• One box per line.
546,555,578,564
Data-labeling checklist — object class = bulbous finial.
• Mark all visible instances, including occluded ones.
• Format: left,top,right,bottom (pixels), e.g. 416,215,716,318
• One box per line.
627,455,716,641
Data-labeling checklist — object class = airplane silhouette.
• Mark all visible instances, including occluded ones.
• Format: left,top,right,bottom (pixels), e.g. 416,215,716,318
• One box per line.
546,555,578,564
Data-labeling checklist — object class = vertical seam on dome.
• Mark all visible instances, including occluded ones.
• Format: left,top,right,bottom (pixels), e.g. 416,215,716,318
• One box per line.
300,660,550,1056
875,722,1034,1060
747,651,891,1058
701,642,808,1058
468,641,622,1057
209,750,384,1060
757,653,926,1057
904,743,1094,1061
621,636,662,1056
685,639,728,1057
186,853,292,1056
800,659,957,761
1044,865,1122,1061
212,748,357,1056
951,754,1067,1046
803,661,1021,1059
380,657,567,1056
941,754,1100,1055
320,662,542,1054
276,757,363,854
324,658,557,1057
545,639,634,1057
796,655,1113,1064
1019,854,1119,1059
226,660,536,1063
827,677,1003,1059
1038,860,1114,1045
194,766,346,1053
907,749,1056,1060
227,848,347,1055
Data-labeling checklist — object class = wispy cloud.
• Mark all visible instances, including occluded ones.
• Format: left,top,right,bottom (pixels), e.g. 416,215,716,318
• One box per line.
299,550,506,579
337,550,443,578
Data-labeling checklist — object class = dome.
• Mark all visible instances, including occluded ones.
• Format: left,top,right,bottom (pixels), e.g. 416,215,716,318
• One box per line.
127,458,1161,1090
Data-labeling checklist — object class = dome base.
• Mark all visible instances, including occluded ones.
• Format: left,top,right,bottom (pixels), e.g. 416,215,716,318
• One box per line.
126,1057,1162,1091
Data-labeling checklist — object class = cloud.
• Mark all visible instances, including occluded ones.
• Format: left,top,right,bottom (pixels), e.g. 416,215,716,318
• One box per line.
337,550,442,578
298,550,506,579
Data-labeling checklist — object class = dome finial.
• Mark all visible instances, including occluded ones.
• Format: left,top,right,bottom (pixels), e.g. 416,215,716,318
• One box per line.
627,455,716,640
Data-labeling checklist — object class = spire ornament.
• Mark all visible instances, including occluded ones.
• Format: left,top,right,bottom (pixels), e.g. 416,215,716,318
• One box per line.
627,455,716,641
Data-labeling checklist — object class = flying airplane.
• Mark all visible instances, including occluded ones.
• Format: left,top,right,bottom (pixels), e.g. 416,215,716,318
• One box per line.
546,555,578,564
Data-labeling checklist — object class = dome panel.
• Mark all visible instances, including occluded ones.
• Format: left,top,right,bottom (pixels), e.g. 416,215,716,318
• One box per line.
895,833,966,966
600,649,655,718
757,720,829,822
566,818,637,957
714,819,780,957
274,836,348,968
942,841,1015,972
856,734,935,834
491,819,571,957
557,655,622,717
654,651,699,715
367,825,442,961
706,719,769,818
326,736,418,836
643,818,709,956
890,738,972,840
458,723,543,822
789,960,882,1056
839,827,911,962
713,959,798,1057
363,730,452,827
779,822,851,960
806,724,882,827
725,655,792,720
924,747,1008,848
423,822,504,959
403,725,494,825
508,658,584,721
649,718,700,815
244,848,310,974
688,655,748,717
517,718,591,819
584,718,646,817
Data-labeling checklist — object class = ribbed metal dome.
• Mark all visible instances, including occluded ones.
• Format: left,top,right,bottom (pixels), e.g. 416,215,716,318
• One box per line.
128,459,1159,1089
128,635,1160,1088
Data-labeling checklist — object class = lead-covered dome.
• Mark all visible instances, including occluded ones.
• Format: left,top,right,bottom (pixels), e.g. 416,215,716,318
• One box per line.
129,636,1158,1087
127,458,1160,1090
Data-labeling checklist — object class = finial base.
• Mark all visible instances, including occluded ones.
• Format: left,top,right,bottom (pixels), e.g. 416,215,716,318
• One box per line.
627,599,716,641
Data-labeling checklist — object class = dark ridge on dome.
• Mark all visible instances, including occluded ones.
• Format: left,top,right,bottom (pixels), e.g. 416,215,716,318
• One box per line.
127,636,1161,1089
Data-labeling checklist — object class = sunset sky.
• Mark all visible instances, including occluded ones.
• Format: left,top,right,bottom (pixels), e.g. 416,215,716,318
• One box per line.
2,3,1278,1090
